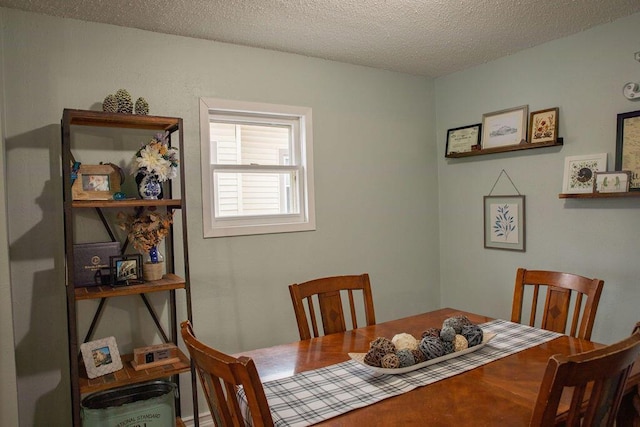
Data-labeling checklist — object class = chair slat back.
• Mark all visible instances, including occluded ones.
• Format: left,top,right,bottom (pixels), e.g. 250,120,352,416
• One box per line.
289,274,376,340
180,321,274,427
530,329,640,426
511,268,604,340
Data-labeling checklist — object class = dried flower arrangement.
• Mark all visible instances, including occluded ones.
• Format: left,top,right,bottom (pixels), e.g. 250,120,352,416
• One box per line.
130,131,179,182
117,209,173,254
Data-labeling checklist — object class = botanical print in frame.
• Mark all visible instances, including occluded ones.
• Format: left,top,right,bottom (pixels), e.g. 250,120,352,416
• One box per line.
529,107,559,144
80,336,123,379
562,153,607,194
593,171,631,193
483,195,525,252
615,110,640,190
481,105,528,149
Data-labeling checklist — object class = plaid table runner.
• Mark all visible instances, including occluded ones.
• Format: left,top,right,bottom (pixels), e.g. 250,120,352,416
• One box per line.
239,319,562,426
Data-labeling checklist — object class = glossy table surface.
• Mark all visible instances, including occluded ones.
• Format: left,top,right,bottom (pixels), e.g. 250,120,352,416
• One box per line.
236,308,613,426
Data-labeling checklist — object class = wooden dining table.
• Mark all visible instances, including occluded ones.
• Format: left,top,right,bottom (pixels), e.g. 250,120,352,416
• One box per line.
235,307,639,426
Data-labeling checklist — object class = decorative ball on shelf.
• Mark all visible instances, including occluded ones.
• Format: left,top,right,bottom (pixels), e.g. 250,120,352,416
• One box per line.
419,336,445,360
391,333,419,351
461,324,484,347
411,348,427,363
364,347,385,367
135,97,150,115
396,349,415,367
102,94,118,112
370,337,396,354
381,353,401,369
439,326,456,342
421,327,441,339
453,334,469,352
442,340,454,355
115,88,133,113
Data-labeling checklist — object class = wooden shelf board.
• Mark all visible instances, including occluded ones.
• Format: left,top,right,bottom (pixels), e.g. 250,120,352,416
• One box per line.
70,199,182,209
559,191,640,199
74,273,186,300
64,109,180,131
446,138,563,158
79,350,190,395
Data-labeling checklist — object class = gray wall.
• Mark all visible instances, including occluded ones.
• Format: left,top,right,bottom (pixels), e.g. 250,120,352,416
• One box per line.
435,13,640,344
1,8,437,425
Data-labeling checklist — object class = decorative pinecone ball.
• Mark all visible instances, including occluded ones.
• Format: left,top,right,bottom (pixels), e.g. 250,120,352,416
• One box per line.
134,97,149,115
102,94,118,112
115,89,133,114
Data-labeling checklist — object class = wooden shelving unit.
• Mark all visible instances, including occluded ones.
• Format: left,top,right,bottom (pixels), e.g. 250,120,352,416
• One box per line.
559,191,640,199
61,109,198,426
446,138,563,158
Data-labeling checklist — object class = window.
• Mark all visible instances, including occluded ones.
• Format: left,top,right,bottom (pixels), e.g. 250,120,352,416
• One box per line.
200,98,315,237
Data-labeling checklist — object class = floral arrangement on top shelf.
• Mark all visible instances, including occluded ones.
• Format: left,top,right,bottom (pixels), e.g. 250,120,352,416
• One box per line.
130,131,179,200
117,209,173,281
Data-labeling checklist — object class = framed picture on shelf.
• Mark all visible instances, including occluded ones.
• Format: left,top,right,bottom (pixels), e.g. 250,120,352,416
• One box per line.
481,105,528,149
109,254,143,286
80,336,123,379
615,109,640,190
593,171,631,193
528,107,559,144
483,195,525,252
445,123,482,156
562,153,607,194
72,164,123,200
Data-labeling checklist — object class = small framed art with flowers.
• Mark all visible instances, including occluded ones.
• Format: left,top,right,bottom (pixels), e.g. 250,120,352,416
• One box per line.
483,195,525,252
528,107,559,144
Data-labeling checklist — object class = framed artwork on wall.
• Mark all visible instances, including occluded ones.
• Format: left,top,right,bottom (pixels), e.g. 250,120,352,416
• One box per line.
562,153,607,194
80,336,123,379
528,107,559,144
445,123,482,156
593,171,631,193
615,109,640,190
483,195,525,252
481,105,528,149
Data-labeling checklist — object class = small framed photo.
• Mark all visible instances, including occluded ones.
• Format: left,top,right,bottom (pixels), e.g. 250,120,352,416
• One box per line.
445,123,482,156
562,153,607,194
615,109,640,190
593,171,631,193
529,107,559,144
71,164,122,200
80,336,123,379
484,195,525,252
481,105,528,149
110,254,143,285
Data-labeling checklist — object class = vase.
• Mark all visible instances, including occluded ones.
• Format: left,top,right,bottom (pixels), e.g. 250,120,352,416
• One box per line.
142,246,164,281
136,173,163,200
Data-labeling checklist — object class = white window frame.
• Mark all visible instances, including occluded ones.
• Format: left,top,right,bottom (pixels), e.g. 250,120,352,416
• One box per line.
200,97,316,238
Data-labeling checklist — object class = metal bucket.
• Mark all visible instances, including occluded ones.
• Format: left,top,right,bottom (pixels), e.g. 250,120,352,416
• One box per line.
81,381,176,427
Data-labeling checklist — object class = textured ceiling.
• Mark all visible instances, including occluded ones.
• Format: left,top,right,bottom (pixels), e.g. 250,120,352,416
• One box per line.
1,0,639,77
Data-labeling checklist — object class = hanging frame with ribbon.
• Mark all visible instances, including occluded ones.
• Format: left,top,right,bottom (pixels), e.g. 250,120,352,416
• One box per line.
484,170,526,252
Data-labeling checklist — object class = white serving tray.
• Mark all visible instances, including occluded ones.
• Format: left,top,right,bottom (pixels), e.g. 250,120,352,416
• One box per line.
348,332,496,375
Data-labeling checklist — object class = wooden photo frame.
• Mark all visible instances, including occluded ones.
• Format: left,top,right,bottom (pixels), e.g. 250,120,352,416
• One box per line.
72,164,122,200
593,171,631,193
562,153,607,194
80,336,123,379
615,109,640,190
109,254,143,285
481,105,528,149
445,123,482,156
529,107,559,144
484,195,525,252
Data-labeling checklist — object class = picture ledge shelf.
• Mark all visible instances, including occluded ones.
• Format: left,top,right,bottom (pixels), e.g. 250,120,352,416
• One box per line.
445,138,563,158
558,191,640,199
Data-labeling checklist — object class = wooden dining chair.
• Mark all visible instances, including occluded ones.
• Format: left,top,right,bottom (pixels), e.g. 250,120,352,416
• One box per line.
180,321,274,427
289,273,376,340
530,327,640,426
511,268,604,340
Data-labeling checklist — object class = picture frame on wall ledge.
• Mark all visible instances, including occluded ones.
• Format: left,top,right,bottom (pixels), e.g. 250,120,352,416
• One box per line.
80,336,123,379
483,195,525,252
615,109,640,191
445,123,482,156
593,171,631,193
528,107,559,144
562,153,607,194
481,105,528,149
